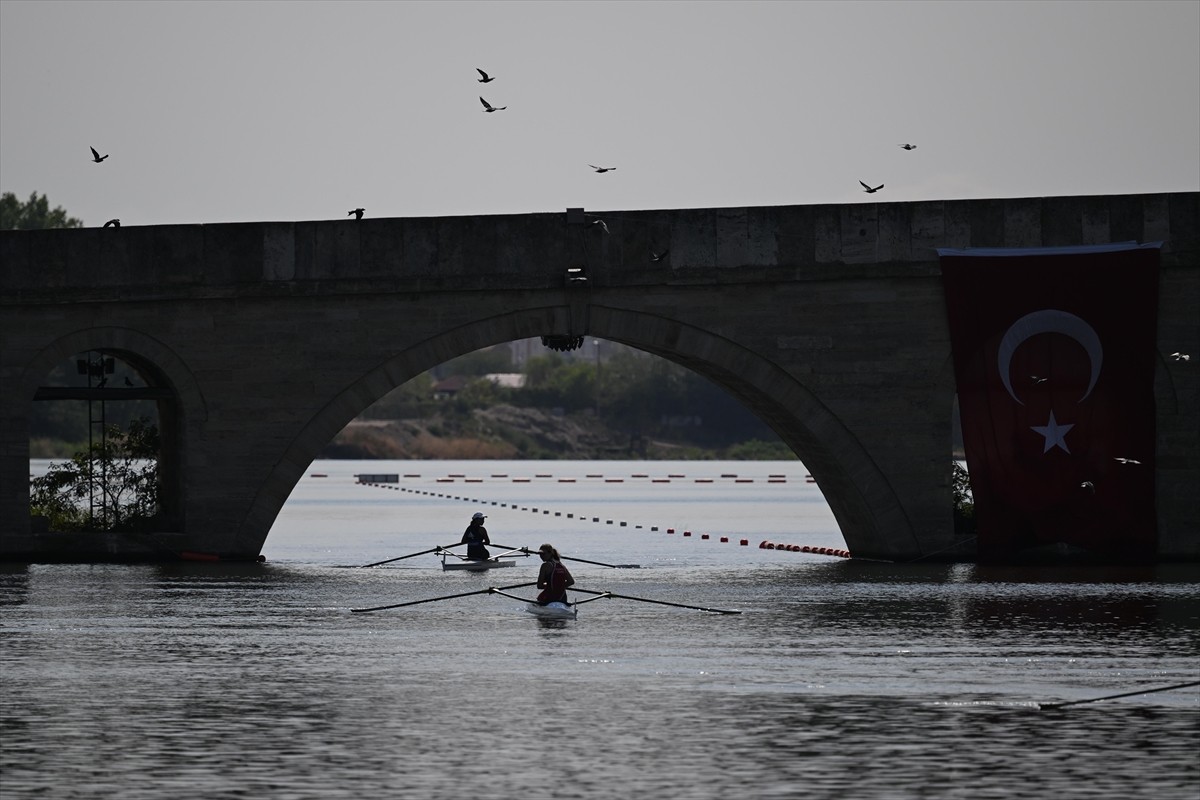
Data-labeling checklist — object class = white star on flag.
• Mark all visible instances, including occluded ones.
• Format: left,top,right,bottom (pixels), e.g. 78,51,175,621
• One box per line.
1031,410,1074,454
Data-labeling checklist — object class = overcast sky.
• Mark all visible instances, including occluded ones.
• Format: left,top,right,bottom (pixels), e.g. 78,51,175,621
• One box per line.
2,0,1197,228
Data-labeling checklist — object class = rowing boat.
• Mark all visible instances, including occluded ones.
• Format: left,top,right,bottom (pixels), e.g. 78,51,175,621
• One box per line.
441,552,516,571
524,601,577,619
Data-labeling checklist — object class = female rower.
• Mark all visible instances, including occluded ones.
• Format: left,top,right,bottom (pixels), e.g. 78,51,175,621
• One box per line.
536,543,574,606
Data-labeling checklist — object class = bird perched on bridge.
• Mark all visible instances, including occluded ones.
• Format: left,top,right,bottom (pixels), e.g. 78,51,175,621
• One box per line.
103,218,120,228
589,165,616,173
899,143,917,150
349,208,365,220
859,180,884,194
90,146,109,163
650,249,669,262
476,68,495,83
480,97,506,112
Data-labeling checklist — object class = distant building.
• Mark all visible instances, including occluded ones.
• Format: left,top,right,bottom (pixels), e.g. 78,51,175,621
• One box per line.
431,375,471,399
484,373,526,389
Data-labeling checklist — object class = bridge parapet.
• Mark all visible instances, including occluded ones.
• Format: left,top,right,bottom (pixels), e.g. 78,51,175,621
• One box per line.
3,194,1195,304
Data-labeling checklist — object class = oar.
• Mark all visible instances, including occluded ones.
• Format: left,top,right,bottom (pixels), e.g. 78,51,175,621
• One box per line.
1037,680,1200,711
569,586,741,615
350,581,539,613
358,543,459,569
491,543,640,569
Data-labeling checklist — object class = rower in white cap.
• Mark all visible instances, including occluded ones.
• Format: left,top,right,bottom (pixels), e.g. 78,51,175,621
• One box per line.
461,512,491,560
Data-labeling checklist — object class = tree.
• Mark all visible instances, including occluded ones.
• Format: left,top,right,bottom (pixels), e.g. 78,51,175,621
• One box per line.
952,461,975,536
30,418,160,532
1,191,84,230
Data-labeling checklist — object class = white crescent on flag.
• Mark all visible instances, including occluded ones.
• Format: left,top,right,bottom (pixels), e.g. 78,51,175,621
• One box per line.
997,309,1103,405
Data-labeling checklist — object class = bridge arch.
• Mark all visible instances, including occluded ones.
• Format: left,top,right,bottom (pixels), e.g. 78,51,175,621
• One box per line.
246,305,918,558
22,326,209,533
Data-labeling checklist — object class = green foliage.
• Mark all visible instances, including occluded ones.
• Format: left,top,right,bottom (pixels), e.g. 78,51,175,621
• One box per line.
30,419,160,532
515,355,595,412
360,373,435,420
952,461,975,535
1,191,84,230
724,440,798,460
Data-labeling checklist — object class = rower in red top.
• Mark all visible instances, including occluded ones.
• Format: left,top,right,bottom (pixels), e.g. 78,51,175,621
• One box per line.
536,543,574,606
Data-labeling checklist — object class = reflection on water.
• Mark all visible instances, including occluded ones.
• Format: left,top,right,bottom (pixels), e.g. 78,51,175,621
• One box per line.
3,462,1198,799
3,560,1197,800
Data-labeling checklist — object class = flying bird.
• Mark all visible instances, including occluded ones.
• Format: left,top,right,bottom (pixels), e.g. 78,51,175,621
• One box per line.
589,165,616,173
1113,457,1141,465
479,97,506,112
899,144,917,150
1170,352,1190,362
1030,375,1048,384
650,249,669,263
90,146,108,163
1080,480,1095,493
124,377,135,387
592,219,609,234
349,208,365,220
476,68,495,83
859,181,884,194
103,218,120,228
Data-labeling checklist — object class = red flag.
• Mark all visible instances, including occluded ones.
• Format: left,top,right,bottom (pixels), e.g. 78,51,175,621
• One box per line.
940,243,1160,561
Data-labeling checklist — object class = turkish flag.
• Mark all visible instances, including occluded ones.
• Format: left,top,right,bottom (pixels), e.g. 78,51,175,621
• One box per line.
940,243,1160,561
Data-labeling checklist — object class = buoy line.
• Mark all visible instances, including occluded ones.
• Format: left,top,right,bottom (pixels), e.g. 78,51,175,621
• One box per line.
352,479,850,558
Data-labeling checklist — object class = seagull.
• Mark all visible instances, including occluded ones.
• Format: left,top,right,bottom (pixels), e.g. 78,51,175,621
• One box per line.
476,68,495,83
899,144,917,150
349,208,365,220
1170,352,1191,362
1031,375,1048,384
589,165,616,173
859,181,884,194
103,218,120,228
480,97,506,112
90,146,109,163
592,219,609,234
1113,457,1141,465
124,377,135,387
650,249,669,262
1080,480,1095,493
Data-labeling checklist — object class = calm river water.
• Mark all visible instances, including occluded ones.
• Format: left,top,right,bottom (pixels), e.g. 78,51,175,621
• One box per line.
3,460,1198,799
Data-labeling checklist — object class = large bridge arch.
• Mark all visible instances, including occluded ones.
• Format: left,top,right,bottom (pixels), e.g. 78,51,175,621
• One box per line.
247,305,922,558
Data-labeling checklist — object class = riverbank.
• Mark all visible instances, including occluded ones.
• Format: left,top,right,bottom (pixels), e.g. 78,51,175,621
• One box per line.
319,405,794,460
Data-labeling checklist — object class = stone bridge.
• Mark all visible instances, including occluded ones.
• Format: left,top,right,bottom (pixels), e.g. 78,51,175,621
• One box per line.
2,193,1197,562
